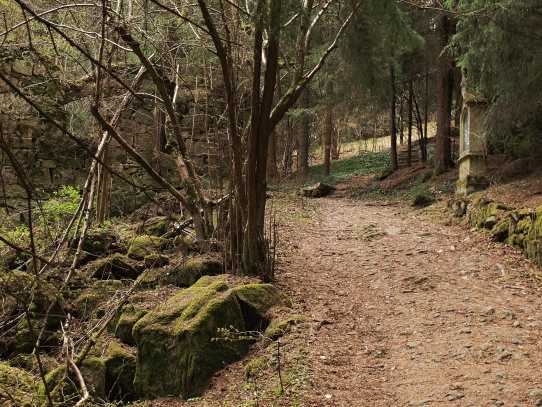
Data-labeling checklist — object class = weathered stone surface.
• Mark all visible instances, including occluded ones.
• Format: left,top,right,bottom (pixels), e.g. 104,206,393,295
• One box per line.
133,278,249,399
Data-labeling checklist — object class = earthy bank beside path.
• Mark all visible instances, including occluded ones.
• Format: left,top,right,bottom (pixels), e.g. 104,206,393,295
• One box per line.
277,193,542,406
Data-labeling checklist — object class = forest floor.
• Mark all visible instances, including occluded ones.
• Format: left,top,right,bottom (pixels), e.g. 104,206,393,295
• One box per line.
145,165,542,407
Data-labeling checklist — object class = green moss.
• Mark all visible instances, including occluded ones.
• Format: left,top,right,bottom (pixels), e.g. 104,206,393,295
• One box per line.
233,284,292,330
115,305,148,345
144,254,169,268
244,356,268,380
89,253,139,280
104,341,137,402
76,280,124,319
132,278,248,399
491,219,510,242
138,216,169,237
0,362,37,407
168,257,223,287
515,217,533,234
127,235,169,260
38,358,105,405
264,314,306,340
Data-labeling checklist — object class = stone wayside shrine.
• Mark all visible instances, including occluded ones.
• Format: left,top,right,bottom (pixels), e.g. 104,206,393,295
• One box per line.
456,78,490,195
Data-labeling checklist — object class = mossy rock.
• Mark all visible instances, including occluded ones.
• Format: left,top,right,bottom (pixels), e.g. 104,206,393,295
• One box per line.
138,216,169,237
300,182,334,198
88,253,140,280
127,236,169,260
75,280,124,319
232,284,292,330
115,305,148,345
173,235,199,254
491,219,510,242
37,357,106,405
0,362,37,406
104,341,137,402
133,278,249,399
82,228,120,256
136,267,171,289
264,313,306,340
144,254,169,268
167,257,223,287
244,356,268,380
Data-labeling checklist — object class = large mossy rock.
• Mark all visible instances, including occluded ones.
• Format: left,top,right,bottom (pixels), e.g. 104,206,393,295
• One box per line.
76,280,124,319
127,236,169,260
167,257,223,287
88,253,141,280
0,362,37,406
132,277,249,399
82,228,121,256
137,216,169,237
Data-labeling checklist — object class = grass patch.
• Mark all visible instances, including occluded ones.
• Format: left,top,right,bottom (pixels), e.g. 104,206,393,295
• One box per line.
279,151,391,190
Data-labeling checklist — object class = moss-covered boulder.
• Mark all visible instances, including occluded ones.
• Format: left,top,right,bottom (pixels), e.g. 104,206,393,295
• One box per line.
104,341,137,402
144,254,169,268
167,257,223,287
138,216,169,237
82,228,120,256
173,234,198,255
88,253,140,280
127,236,169,260
300,182,334,198
264,312,306,340
232,284,292,330
132,278,249,399
115,305,148,345
0,362,37,406
37,357,106,405
76,280,124,319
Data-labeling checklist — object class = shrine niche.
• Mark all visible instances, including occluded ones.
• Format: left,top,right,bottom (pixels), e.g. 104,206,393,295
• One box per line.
456,83,490,195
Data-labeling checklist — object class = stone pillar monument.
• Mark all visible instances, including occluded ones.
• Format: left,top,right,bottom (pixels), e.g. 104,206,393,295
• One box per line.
456,76,490,195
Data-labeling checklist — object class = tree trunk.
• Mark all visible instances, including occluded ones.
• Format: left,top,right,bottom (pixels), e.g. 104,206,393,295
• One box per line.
390,64,398,171
267,130,278,183
323,82,333,176
434,13,455,173
422,67,429,162
407,76,413,167
297,87,310,181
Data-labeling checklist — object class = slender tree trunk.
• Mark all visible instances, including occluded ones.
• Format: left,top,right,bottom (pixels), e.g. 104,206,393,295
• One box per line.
323,81,333,175
407,76,413,167
422,67,429,162
297,87,310,181
434,13,455,173
267,131,278,182
390,64,398,171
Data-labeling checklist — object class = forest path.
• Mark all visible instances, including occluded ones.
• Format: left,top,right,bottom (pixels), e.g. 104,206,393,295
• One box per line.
277,192,542,406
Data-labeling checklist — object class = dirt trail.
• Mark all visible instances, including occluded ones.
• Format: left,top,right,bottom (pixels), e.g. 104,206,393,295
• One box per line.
278,193,542,406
